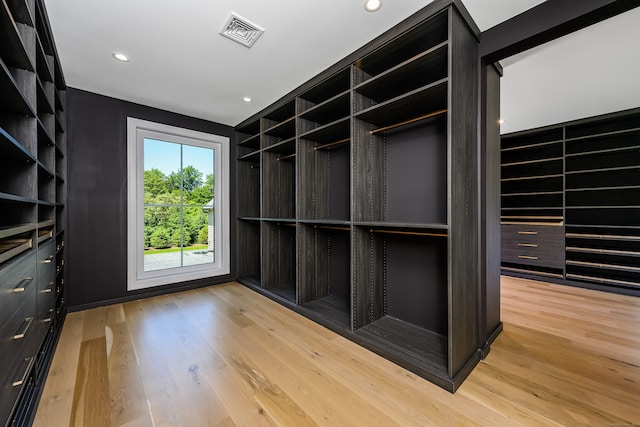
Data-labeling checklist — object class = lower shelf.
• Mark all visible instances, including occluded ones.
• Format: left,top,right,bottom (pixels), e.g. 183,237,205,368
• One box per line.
236,278,483,392
302,295,350,330
356,315,448,377
269,286,296,303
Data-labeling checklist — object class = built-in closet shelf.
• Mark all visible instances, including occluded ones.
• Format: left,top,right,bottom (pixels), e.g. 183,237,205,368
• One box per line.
35,36,54,83
263,116,296,139
0,128,37,163
264,137,295,155
1,1,66,422
354,79,448,126
501,107,640,295
299,117,350,143
297,219,351,226
299,68,350,107
0,59,34,115
356,316,448,376
355,42,448,104
6,0,34,26
238,133,260,148
236,0,491,392
0,3,33,71
0,192,37,204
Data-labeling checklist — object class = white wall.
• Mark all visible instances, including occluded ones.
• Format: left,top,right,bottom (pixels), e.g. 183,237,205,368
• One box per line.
500,7,640,134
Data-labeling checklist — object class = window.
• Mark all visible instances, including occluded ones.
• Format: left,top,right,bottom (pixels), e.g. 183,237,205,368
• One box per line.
127,118,230,290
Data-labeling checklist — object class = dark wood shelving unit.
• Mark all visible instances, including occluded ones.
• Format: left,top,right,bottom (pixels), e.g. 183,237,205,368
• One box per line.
235,0,498,392
501,107,640,295
0,0,67,424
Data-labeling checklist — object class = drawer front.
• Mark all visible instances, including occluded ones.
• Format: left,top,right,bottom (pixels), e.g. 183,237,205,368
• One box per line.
0,253,37,339
0,352,34,427
0,251,35,293
502,224,565,269
0,314,39,395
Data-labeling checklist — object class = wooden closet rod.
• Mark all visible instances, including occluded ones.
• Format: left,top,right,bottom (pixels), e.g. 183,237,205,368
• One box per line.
314,138,350,151
277,153,296,161
370,109,447,135
315,226,350,231
370,229,447,238
500,216,564,220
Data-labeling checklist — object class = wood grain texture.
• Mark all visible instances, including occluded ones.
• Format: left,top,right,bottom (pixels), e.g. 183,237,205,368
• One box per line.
34,278,640,426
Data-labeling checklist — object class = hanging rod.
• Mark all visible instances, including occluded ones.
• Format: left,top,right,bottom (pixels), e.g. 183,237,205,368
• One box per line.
370,109,447,135
315,225,350,231
314,138,350,151
500,216,564,220
370,229,447,238
277,153,297,161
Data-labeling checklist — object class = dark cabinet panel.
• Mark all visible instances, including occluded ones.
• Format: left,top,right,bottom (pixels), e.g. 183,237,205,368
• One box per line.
235,1,493,392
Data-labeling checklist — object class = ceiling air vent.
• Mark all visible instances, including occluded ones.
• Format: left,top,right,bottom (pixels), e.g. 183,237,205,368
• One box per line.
220,12,264,48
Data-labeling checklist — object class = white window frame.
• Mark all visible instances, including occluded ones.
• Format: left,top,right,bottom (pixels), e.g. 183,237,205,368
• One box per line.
127,117,230,291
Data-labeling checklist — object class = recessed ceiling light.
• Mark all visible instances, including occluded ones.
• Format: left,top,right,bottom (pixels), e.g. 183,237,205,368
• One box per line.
498,119,505,124
364,0,382,12
112,52,130,62
242,97,252,103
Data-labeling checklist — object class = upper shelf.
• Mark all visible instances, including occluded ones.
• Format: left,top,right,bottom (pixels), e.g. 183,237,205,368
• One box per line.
0,57,35,116
355,42,448,105
355,79,448,130
354,10,448,81
6,0,34,26
299,68,351,107
0,1,34,71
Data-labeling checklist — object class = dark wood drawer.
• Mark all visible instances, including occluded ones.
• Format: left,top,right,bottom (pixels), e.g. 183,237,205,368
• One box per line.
0,252,36,340
501,224,565,269
0,352,35,426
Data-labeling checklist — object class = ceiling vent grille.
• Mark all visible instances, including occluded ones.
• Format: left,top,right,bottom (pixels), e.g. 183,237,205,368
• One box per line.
220,13,264,48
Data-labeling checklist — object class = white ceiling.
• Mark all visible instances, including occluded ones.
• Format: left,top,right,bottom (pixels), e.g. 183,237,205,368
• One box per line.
43,0,638,131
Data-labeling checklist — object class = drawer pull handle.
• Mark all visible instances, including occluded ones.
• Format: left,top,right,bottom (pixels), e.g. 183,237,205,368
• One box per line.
518,243,538,248
13,317,34,340
43,282,54,293
12,277,33,293
518,231,538,235
12,358,32,387
43,317,52,323
518,255,539,260
43,258,53,264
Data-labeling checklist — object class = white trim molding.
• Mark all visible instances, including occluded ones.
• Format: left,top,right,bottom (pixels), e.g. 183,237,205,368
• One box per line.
127,117,231,291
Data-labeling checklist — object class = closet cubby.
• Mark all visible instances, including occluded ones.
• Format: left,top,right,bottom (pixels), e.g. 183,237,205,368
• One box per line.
352,10,448,85
565,226,640,289
354,113,447,225
298,115,350,222
298,68,350,112
354,225,449,375
1,0,66,423
262,100,296,148
298,224,351,329
500,127,564,225
298,92,350,133
262,141,296,219
354,42,447,111
235,1,490,392
237,151,260,218
236,119,260,153
237,219,261,287
262,221,297,302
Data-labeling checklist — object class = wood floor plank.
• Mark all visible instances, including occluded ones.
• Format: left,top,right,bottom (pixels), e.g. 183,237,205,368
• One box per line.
32,311,85,426
70,337,111,427
34,277,640,426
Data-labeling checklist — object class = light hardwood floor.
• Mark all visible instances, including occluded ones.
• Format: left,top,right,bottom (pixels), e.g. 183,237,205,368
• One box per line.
34,277,640,426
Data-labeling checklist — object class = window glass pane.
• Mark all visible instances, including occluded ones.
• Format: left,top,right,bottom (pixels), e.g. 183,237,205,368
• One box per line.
183,206,214,266
143,205,182,271
143,138,216,271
